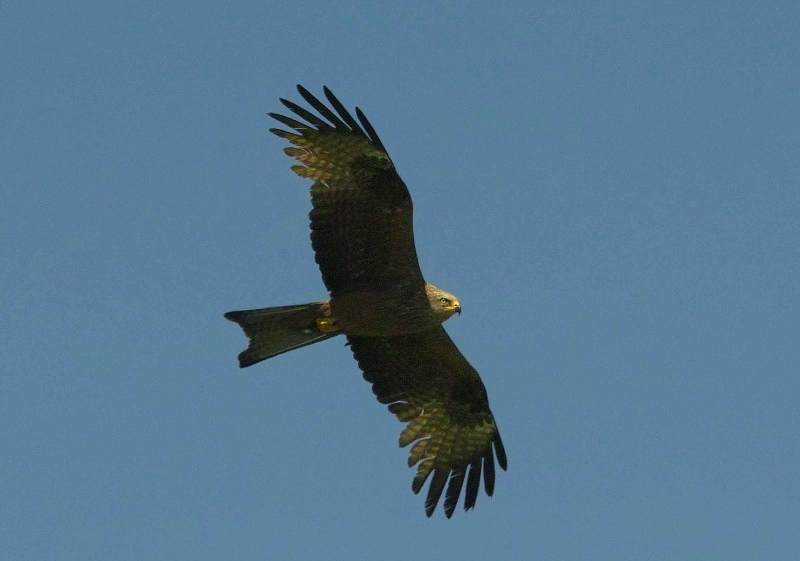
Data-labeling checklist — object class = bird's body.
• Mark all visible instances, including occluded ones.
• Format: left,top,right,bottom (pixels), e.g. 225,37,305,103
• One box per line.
329,283,460,336
225,86,506,518
226,283,458,364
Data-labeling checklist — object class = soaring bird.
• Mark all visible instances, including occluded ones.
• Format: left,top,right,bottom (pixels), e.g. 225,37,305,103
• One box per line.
225,86,506,518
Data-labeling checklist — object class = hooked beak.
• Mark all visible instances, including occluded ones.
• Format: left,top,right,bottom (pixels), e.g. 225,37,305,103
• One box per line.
454,304,461,316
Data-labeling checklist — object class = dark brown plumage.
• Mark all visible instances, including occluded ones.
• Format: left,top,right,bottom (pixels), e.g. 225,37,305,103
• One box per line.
225,86,506,518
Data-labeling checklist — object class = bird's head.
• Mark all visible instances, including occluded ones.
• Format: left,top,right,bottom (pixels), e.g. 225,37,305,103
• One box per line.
426,284,461,321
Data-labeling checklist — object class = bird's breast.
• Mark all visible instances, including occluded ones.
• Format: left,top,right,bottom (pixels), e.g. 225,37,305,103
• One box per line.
330,290,438,336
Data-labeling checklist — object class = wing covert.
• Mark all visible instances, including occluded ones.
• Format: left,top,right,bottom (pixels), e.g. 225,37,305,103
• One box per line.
347,327,507,518
270,86,425,297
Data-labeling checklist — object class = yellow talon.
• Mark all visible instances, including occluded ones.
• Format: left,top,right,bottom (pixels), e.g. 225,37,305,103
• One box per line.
316,317,339,333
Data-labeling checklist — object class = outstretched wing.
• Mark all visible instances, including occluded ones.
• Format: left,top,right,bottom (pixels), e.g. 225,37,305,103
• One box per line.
270,85,425,297
348,327,507,518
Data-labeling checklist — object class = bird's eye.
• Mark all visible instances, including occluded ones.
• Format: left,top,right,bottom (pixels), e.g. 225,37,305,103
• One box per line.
440,297,450,305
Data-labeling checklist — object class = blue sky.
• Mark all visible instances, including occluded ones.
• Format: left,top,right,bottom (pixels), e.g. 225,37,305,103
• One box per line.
2,1,799,559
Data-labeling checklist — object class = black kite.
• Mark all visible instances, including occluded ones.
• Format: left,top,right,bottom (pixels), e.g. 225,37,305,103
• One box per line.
225,86,506,518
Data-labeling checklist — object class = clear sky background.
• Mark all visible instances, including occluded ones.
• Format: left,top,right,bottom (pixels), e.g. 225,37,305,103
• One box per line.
2,2,798,559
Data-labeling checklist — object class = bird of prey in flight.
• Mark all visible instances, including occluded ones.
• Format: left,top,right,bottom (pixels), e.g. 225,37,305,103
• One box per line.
225,85,506,518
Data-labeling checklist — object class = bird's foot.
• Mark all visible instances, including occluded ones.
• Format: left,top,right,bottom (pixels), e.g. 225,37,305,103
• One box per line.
316,317,339,333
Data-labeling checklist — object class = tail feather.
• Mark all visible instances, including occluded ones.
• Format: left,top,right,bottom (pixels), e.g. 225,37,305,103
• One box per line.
224,302,335,367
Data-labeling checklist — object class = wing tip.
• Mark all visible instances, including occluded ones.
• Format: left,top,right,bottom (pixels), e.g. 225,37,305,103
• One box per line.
273,85,387,154
494,430,508,471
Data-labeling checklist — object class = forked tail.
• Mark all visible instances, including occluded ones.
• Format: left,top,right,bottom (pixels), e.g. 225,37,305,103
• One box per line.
224,302,335,367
